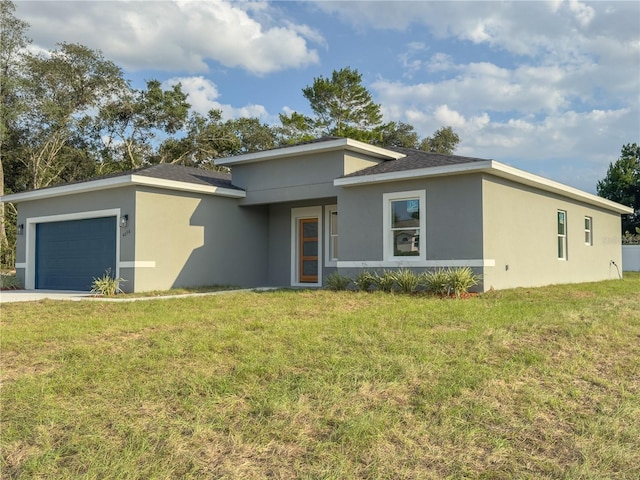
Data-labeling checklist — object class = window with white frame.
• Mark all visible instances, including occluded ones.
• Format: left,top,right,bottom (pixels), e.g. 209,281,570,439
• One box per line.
584,216,592,245
383,190,426,260
557,210,567,260
324,205,338,266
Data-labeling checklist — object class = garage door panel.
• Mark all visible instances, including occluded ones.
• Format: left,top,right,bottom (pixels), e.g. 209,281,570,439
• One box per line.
36,217,117,290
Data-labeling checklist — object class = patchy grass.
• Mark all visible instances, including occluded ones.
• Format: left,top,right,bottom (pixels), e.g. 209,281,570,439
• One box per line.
2,274,639,479
103,284,240,298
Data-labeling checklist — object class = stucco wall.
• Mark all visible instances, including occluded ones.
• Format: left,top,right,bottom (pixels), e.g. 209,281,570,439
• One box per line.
13,187,136,291
267,198,337,287
133,187,269,291
232,151,345,205
482,175,623,290
336,174,484,263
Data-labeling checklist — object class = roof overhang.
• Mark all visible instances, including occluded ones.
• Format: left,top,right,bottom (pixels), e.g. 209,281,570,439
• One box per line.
216,138,406,166
1,174,246,203
334,159,634,215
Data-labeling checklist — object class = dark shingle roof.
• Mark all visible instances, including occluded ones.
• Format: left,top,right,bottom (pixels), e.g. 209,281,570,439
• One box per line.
133,164,241,190
341,146,489,178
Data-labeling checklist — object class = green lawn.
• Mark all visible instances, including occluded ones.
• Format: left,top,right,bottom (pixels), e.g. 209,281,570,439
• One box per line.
2,274,639,479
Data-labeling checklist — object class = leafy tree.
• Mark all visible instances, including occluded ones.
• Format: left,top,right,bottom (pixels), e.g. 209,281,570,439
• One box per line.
280,66,460,153
301,67,383,141
18,42,127,189
276,111,317,145
597,143,640,233
153,110,239,170
98,80,190,171
0,0,30,265
373,121,419,148
419,126,460,155
224,117,276,154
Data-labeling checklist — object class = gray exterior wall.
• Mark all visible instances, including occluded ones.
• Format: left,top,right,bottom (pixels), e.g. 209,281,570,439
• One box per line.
133,187,268,291
232,151,382,206
336,174,484,263
232,151,343,205
266,198,337,286
481,175,624,290
12,186,269,292
13,187,137,291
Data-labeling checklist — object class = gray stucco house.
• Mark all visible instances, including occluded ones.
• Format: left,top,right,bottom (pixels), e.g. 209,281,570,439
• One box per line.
2,137,633,292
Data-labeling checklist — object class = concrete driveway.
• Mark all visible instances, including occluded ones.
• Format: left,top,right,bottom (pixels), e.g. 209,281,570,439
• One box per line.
0,290,94,303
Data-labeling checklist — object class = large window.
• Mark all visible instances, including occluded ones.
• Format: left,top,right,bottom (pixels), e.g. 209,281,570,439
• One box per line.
557,210,567,260
584,216,592,245
383,190,426,260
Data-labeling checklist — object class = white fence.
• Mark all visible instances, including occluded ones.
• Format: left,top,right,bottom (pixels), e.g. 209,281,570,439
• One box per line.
622,245,640,271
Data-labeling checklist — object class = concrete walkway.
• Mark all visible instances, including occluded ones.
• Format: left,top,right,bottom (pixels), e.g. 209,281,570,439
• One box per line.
0,290,94,303
0,287,277,304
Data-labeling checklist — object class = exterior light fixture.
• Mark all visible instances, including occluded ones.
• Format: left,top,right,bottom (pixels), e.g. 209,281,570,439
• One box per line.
17,224,24,235
120,215,128,228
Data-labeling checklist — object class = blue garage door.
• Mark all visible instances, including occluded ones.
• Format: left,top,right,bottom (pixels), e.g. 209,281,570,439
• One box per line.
36,217,117,290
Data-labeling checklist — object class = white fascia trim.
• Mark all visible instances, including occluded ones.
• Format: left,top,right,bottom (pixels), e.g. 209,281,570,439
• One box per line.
488,162,634,215
334,159,633,215
334,161,494,186
129,175,245,198
216,138,405,166
1,175,245,203
337,259,496,268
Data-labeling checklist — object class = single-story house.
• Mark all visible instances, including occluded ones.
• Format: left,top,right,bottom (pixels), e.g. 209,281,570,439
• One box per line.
2,137,633,292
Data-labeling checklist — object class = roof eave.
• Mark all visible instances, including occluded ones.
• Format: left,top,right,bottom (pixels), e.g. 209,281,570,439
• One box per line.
1,175,245,203
216,138,405,166
334,159,634,215
333,160,494,186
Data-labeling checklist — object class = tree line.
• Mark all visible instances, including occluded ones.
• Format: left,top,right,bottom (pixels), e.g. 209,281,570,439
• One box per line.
0,0,462,266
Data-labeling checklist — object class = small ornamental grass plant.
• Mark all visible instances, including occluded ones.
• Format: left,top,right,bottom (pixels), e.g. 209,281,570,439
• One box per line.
90,269,126,296
353,271,376,292
421,267,481,297
0,272,21,290
324,272,352,291
446,266,480,297
392,268,421,294
373,270,397,292
421,269,451,296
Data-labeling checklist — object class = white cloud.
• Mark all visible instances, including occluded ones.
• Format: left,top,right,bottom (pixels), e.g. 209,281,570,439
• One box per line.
16,0,322,75
316,1,638,62
163,76,270,121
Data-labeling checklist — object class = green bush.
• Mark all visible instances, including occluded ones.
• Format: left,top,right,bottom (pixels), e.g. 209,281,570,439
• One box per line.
420,269,451,296
90,269,126,296
393,268,420,294
421,267,480,297
324,272,352,291
0,272,22,290
374,270,397,293
447,267,480,297
354,271,376,292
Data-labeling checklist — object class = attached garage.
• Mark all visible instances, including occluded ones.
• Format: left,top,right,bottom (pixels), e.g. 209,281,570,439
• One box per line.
35,217,117,290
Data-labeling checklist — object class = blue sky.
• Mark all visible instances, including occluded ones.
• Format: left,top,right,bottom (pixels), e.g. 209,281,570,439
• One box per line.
16,0,640,193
